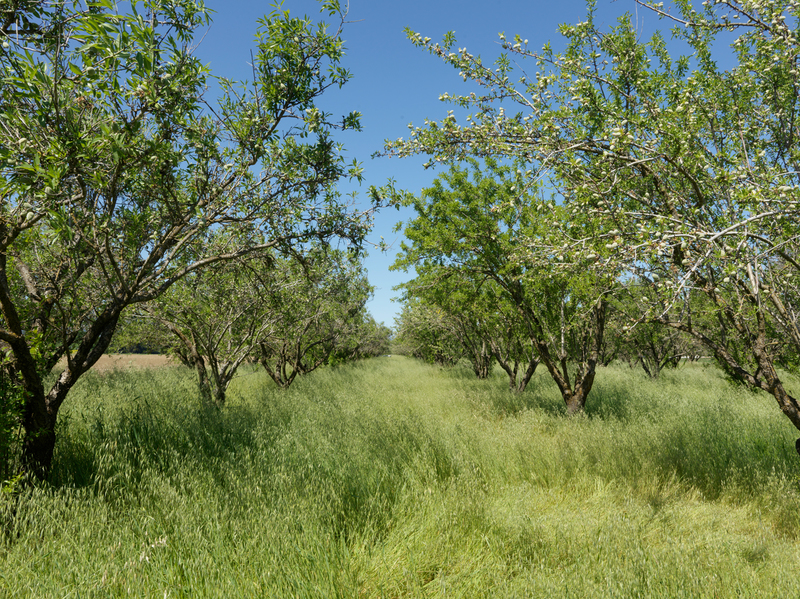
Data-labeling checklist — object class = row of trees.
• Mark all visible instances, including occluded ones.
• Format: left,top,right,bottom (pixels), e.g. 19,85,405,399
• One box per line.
391,160,705,389
112,243,390,406
0,0,383,479
393,247,702,386
379,0,800,437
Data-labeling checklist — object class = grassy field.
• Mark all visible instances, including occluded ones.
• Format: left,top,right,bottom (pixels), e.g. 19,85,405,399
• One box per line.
2,357,800,597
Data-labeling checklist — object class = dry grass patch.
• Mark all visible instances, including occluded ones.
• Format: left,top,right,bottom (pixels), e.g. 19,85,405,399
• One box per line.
56,353,176,373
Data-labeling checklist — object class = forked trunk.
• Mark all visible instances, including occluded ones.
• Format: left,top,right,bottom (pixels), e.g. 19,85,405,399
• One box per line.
514,356,539,393
490,336,539,392
470,341,493,379
213,385,226,407
564,376,594,415
208,361,243,407
19,311,121,479
21,389,57,481
528,299,606,414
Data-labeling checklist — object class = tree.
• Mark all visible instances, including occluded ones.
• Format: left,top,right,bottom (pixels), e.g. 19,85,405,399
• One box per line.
382,0,800,434
398,265,540,389
386,159,613,413
393,299,464,367
614,287,684,378
108,314,172,355
326,312,392,364
400,267,495,378
0,0,375,478
256,247,373,388
482,284,541,392
145,245,279,406
143,241,383,403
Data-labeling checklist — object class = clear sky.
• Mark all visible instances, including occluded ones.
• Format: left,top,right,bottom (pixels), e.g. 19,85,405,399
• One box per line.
192,0,661,328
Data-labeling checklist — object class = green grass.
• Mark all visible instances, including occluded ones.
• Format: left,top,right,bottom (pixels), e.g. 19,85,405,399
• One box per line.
2,357,800,597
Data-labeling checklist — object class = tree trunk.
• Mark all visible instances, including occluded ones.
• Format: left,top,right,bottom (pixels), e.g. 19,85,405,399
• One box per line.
564,395,585,415
470,340,493,379
193,355,212,404
564,370,595,414
212,384,226,407
495,353,539,392
515,356,539,393
19,310,121,479
526,299,606,414
489,334,539,392
21,388,56,481
209,361,244,407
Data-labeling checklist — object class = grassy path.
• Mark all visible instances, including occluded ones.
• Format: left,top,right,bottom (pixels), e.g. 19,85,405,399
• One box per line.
2,357,800,597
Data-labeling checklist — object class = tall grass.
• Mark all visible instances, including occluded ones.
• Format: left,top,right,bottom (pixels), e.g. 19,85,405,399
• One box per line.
2,357,800,597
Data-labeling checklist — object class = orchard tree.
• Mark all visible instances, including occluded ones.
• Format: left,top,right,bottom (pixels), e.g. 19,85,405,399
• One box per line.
399,265,540,389
326,312,392,364
482,283,541,392
387,159,614,412
613,281,705,378
393,299,464,367
144,243,382,402
381,0,800,434
400,267,495,378
256,247,373,388
145,243,280,406
0,0,376,478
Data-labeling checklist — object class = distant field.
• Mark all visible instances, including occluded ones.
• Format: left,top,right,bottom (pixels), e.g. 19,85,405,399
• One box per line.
5,357,800,598
55,353,176,373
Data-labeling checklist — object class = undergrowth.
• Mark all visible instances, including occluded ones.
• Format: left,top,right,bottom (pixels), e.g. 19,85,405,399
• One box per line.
2,357,800,597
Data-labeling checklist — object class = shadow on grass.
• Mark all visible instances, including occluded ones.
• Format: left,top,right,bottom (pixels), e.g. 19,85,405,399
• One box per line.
48,364,461,543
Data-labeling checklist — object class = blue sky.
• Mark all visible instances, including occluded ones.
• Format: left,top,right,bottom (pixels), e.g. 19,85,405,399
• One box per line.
192,0,663,327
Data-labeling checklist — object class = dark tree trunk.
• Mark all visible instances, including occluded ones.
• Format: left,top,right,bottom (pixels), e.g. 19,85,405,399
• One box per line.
193,354,212,404
21,390,57,481
18,310,121,479
208,360,244,407
258,342,298,388
563,370,596,414
469,340,493,379
209,365,226,406
491,337,539,393
527,299,607,414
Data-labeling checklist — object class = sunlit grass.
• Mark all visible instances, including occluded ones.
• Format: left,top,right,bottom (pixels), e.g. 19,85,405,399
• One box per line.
2,357,800,597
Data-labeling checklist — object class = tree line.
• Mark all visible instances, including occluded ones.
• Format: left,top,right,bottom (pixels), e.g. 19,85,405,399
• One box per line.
0,0,387,480
3,0,800,481
111,244,391,405
378,0,800,441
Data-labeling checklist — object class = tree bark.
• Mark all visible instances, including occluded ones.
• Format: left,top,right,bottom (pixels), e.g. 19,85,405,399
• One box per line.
20,388,56,481
17,309,121,479
193,354,212,404
469,340,493,379
525,299,607,414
